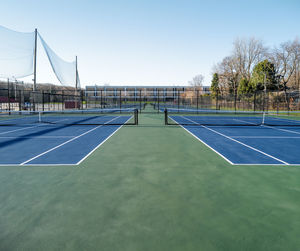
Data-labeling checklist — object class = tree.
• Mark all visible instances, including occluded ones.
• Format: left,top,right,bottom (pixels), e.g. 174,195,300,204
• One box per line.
188,74,204,89
238,78,253,95
271,39,300,108
233,37,267,81
251,59,277,91
210,73,220,97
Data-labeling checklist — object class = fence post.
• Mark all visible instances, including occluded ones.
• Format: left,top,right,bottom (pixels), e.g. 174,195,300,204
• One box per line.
80,90,83,110
177,90,180,112
32,90,35,112
157,90,160,113
7,79,11,112
139,90,142,113
100,90,103,109
42,91,45,111
253,91,256,112
61,91,64,110
18,90,22,111
119,90,122,110
277,88,279,114
234,89,237,112
196,90,199,111
216,91,219,111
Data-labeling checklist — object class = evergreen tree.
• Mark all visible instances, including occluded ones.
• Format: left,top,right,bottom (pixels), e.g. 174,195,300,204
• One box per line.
251,60,277,91
238,78,253,95
211,73,220,97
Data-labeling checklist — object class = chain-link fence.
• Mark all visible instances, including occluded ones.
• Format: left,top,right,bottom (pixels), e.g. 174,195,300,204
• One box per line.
150,89,300,112
1,87,299,113
0,88,83,112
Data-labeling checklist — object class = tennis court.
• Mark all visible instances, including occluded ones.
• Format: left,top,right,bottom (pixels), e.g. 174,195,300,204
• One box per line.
167,109,300,165
0,106,300,251
0,109,137,165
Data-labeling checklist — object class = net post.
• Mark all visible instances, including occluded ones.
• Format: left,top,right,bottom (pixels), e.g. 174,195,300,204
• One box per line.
262,111,266,125
135,108,138,125
164,108,168,125
38,111,42,123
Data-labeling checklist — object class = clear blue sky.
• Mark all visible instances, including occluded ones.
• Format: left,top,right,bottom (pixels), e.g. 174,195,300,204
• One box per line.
0,0,299,86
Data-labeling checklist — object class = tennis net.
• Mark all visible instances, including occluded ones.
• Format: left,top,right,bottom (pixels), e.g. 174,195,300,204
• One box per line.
0,108,138,126
165,108,300,126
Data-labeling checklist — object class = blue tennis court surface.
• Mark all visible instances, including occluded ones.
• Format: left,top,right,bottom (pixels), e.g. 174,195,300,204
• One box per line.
171,116,300,165
0,115,131,166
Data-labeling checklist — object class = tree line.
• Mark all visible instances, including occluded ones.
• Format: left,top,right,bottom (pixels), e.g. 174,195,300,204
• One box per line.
210,37,300,99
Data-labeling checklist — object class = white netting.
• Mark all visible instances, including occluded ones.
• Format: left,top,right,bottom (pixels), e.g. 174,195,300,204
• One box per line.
0,25,35,79
38,32,80,88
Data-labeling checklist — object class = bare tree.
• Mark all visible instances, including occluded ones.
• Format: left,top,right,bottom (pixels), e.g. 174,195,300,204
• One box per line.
215,56,239,93
213,56,241,110
188,74,204,89
233,37,267,81
270,39,300,108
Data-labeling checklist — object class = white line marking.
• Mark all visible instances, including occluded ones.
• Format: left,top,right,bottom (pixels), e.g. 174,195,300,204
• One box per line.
76,116,133,165
169,117,234,164
234,163,300,166
0,136,75,139
181,116,289,165
231,136,300,139
267,115,300,124
0,164,76,166
2,162,300,167
234,117,300,136
0,125,42,135
0,118,69,135
20,116,121,165
262,125,300,135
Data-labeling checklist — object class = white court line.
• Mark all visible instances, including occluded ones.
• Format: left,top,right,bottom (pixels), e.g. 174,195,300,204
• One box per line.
169,117,234,164
20,116,121,165
231,136,300,139
0,125,42,135
267,115,300,124
0,118,69,136
76,116,133,165
180,116,289,165
234,117,300,136
234,117,300,138
0,136,75,139
262,125,300,135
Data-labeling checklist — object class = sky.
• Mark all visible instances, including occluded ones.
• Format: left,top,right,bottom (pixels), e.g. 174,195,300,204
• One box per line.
0,0,299,87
